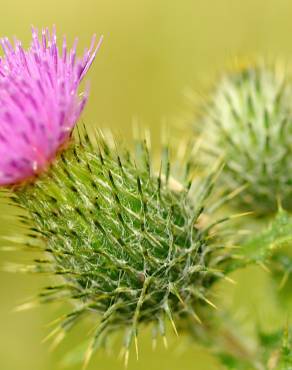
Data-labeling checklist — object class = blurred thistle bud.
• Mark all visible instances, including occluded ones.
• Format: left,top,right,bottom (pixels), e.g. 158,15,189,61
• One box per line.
5,129,233,366
198,63,292,215
0,26,102,186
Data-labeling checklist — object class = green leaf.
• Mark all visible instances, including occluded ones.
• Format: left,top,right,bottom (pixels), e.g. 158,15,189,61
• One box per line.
240,208,292,265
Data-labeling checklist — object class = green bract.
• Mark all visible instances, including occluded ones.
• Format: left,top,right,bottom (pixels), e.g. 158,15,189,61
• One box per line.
10,131,230,365
200,64,292,215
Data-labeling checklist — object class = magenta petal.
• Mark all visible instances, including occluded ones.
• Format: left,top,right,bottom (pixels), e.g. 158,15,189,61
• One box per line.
0,27,102,186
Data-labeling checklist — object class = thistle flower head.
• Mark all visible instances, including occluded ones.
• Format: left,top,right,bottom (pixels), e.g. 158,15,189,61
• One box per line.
199,64,292,215
0,26,102,186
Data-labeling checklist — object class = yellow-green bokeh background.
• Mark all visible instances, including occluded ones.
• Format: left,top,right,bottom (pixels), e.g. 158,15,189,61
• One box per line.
0,1,291,369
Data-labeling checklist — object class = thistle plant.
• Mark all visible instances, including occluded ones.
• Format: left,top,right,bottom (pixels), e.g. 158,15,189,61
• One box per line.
0,28,291,370
198,64,292,216
0,26,237,367
192,63,292,368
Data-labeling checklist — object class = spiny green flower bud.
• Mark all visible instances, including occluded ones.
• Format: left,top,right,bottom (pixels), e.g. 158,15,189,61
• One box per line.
199,64,292,215
3,130,232,365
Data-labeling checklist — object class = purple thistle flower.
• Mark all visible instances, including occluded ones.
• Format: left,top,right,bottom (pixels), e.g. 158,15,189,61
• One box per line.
0,26,102,186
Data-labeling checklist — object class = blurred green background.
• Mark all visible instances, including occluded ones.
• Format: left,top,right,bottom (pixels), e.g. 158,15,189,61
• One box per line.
0,1,291,369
